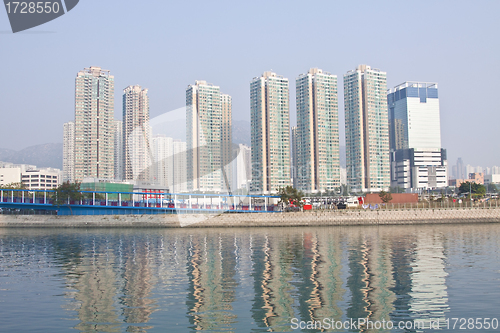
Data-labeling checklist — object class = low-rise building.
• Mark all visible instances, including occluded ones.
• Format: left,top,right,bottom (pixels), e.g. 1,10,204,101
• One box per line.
390,148,448,191
449,173,484,187
469,172,484,185
133,183,169,201
484,174,500,186
80,178,134,200
21,168,62,190
0,167,22,187
1,162,50,188
364,193,419,204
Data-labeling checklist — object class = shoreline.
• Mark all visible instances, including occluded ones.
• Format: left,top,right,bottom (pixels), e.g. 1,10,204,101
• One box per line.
1,207,500,228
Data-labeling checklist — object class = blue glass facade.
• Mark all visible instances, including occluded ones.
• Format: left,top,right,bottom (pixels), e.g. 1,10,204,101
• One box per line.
390,87,438,103
387,83,440,151
387,82,445,190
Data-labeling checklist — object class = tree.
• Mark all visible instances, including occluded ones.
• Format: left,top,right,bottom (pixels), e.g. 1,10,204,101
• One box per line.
277,186,304,209
378,190,393,203
487,183,498,193
52,181,84,215
458,181,486,198
0,182,26,198
0,182,25,189
83,192,105,200
390,186,405,194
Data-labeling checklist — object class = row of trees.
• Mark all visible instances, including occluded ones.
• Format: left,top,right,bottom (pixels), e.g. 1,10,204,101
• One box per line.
278,181,491,210
292,183,496,199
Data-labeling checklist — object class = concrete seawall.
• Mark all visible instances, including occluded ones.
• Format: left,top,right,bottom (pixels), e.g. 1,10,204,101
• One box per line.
1,208,499,228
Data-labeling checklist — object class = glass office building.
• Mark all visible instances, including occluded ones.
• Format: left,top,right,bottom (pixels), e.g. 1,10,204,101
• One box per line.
388,82,447,190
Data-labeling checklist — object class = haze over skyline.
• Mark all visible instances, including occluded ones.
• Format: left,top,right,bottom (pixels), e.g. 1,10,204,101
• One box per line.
1,0,499,168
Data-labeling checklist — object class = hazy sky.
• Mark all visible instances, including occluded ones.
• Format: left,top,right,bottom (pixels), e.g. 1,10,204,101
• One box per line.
1,0,499,169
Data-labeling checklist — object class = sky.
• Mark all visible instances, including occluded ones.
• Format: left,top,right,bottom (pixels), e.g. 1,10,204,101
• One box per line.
0,0,499,169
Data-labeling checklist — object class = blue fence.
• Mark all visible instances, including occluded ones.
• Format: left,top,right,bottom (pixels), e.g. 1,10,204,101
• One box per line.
0,189,281,215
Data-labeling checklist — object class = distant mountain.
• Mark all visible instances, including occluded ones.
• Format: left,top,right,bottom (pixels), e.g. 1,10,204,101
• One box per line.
232,120,251,146
0,139,340,171
0,143,62,169
0,148,16,162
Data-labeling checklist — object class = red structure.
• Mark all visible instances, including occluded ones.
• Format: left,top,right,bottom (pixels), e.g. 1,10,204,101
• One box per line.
139,189,165,200
364,193,418,204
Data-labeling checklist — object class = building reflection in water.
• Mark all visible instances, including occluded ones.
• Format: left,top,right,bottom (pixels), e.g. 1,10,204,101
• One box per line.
71,237,121,332
408,230,449,325
251,233,277,329
346,232,396,332
314,231,345,323
389,230,418,325
185,232,239,331
119,236,156,332
57,234,158,333
368,233,397,326
182,227,451,332
0,226,459,332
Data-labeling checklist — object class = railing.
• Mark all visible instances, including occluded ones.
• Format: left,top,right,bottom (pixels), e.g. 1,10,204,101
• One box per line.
4,188,497,215
0,189,281,214
302,198,500,211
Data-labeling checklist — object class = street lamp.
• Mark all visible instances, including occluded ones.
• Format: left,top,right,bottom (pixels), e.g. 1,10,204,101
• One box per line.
470,181,473,206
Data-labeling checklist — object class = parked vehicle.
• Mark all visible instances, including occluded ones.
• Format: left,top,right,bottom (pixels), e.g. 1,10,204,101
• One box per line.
345,197,359,207
336,202,347,209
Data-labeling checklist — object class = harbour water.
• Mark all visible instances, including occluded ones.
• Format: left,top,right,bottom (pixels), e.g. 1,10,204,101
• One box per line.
0,224,499,332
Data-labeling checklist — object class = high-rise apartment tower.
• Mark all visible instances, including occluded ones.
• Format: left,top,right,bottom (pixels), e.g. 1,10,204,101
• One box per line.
172,140,188,193
186,81,232,192
113,120,123,181
63,121,75,182
122,85,151,182
296,68,340,192
74,67,115,181
152,135,173,190
250,72,291,193
344,65,390,192
290,126,298,188
221,93,233,193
